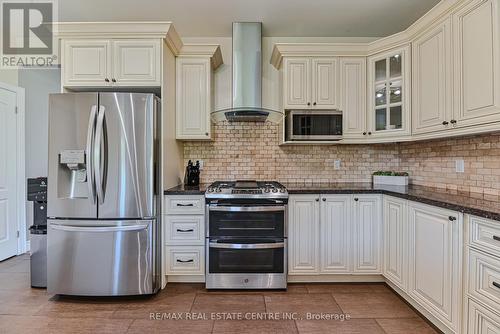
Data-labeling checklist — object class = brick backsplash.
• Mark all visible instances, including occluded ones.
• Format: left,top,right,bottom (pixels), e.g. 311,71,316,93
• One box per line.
183,122,500,195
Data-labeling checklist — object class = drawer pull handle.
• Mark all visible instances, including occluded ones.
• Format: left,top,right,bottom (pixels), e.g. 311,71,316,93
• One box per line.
177,228,194,233
176,259,194,263
176,203,194,207
493,281,500,289
448,216,457,221
493,235,500,242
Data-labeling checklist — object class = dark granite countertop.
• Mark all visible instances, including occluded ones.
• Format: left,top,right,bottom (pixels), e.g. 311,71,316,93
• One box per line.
165,182,500,222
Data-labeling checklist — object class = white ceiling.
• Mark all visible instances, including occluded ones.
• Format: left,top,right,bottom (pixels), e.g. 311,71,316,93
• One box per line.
58,0,442,37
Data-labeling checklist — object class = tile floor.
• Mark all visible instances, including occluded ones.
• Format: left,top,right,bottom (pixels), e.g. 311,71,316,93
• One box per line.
0,254,438,333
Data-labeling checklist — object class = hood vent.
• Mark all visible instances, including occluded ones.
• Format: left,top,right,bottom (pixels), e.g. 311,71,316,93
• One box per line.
211,22,283,123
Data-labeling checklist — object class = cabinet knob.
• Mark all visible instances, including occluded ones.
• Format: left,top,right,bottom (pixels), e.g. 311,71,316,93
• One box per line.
104,78,110,82
307,102,311,106
315,198,319,202
354,198,359,201
442,121,449,125
448,216,457,221
368,132,372,135
313,102,317,106
111,78,116,83
450,119,457,124
205,132,209,136
363,132,367,135
322,198,326,201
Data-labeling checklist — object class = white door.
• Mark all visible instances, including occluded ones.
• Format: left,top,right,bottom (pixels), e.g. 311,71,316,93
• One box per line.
352,195,382,273
408,202,462,332
452,0,500,128
175,57,211,140
288,195,320,274
311,58,339,109
341,57,367,139
283,58,311,109
320,195,351,273
62,39,112,87
412,18,453,134
0,87,19,260
383,196,408,291
112,39,161,86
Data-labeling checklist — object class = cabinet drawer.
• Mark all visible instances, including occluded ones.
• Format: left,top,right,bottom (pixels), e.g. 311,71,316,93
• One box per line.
468,298,500,334
165,215,204,245
469,216,500,258
166,246,204,275
469,249,500,311
165,196,204,215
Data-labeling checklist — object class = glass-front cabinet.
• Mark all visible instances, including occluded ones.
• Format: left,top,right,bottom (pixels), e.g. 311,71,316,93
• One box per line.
368,45,411,138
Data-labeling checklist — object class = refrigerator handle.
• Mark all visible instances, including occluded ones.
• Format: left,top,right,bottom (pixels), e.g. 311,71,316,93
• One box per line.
94,106,106,205
86,105,98,204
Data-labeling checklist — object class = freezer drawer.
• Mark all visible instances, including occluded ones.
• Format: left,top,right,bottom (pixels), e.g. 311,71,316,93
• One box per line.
47,219,158,296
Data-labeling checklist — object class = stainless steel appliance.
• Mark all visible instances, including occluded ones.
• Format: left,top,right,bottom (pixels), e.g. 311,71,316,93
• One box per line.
205,181,288,289
47,93,161,296
286,110,343,141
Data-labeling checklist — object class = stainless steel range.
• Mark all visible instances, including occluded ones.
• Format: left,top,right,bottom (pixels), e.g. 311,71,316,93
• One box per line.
205,181,288,289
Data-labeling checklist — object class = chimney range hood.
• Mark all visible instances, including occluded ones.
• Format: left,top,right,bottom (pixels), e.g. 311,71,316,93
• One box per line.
211,22,283,123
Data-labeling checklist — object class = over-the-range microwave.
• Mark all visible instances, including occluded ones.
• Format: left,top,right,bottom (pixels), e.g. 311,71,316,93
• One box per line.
286,110,343,141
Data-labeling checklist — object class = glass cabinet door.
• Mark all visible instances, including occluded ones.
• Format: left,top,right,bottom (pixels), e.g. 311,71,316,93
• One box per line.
371,48,407,135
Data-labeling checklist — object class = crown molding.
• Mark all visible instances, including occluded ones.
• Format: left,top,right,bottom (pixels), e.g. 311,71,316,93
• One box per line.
178,44,223,70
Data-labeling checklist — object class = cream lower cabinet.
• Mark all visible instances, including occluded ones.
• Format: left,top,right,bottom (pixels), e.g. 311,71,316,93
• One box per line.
408,202,462,333
288,194,381,275
383,196,408,291
62,39,161,87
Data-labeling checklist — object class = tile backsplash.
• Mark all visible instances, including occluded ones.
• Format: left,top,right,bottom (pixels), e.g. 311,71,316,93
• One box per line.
183,122,500,195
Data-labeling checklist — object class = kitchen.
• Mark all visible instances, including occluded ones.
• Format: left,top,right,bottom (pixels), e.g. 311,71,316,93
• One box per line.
0,0,499,333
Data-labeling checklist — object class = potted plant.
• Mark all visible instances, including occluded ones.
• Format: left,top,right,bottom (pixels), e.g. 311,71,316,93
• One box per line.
372,171,409,186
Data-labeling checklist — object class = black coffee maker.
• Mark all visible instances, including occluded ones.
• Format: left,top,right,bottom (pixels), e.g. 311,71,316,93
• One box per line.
184,160,200,186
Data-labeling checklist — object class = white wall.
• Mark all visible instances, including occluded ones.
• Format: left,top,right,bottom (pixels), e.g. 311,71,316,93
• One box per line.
182,36,377,110
0,69,19,86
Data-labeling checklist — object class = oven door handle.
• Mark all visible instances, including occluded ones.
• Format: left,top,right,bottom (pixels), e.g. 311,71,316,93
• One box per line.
209,242,285,249
208,206,285,212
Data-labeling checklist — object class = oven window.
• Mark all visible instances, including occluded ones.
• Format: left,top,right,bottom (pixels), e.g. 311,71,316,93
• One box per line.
209,211,284,238
209,244,284,274
292,114,342,136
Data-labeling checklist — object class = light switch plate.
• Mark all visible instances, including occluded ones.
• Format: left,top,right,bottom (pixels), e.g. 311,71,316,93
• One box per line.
334,160,341,170
455,159,465,173
198,160,204,170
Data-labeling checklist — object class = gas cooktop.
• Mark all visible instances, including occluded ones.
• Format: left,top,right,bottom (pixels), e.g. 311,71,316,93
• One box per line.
205,180,288,199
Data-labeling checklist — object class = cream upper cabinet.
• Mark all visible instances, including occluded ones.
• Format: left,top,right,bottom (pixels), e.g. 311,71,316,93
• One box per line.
283,57,339,110
62,39,161,88
62,39,112,87
452,0,500,128
408,202,462,332
176,57,212,140
352,195,382,273
320,195,351,273
367,46,411,138
412,18,453,135
112,40,161,86
340,57,367,139
383,196,408,291
288,195,320,275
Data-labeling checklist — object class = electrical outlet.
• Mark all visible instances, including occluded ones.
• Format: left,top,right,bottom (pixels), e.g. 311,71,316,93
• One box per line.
198,160,204,170
334,160,341,170
455,159,464,173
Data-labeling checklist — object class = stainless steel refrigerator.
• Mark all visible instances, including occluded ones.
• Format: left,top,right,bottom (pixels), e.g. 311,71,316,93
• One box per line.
47,92,161,296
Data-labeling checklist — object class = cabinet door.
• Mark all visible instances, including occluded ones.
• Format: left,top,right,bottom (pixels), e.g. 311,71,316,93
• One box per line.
352,195,382,273
452,0,500,128
283,58,311,109
288,195,320,275
412,18,453,134
62,39,112,87
311,58,339,109
320,195,351,273
383,196,408,291
341,58,367,138
368,46,411,138
468,298,500,334
112,39,161,86
408,202,462,332
176,57,212,140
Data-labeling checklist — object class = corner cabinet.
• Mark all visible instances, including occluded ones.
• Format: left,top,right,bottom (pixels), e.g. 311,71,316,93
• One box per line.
175,45,222,140
408,202,462,333
61,39,161,87
283,57,339,110
367,45,411,139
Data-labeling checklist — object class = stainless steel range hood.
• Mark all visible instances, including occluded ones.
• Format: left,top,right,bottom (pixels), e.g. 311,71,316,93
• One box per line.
211,23,283,123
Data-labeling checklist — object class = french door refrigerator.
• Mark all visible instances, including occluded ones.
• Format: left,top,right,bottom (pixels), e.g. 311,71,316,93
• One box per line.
47,92,161,296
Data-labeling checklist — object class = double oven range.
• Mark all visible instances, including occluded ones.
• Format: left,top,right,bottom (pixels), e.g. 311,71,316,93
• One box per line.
205,181,288,289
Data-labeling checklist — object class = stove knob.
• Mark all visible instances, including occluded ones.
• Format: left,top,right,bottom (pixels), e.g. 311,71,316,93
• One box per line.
279,188,285,192
207,188,214,192
264,188,270,193
272,188,278,193
216,188,221,192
